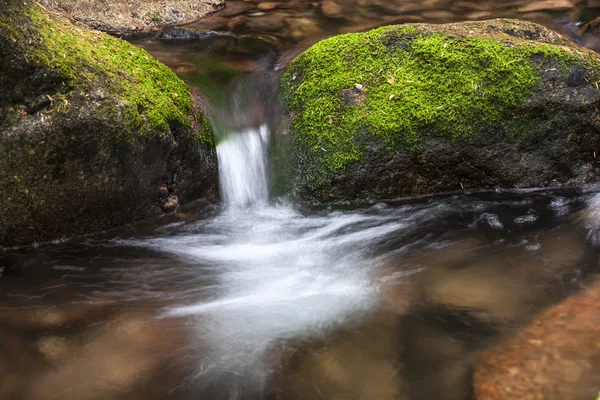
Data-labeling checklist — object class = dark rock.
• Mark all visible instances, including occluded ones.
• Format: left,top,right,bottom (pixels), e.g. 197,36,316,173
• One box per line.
280,20,600,203
158,26,220,41
228,15,248,32
0,1,219,247
246,15,286,32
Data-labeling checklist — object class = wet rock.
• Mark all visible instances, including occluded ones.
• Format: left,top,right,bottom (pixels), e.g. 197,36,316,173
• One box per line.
280,20,600,203
279,315,405,400
321,0,344,17
258,2,281,11
220,1,255,17
474,279,600,400
228,15,249,31
162,194,180,213
36,336,71,362
246,15,286,32
0,1,219,247
158,26,219,40
26,312,190,400
39,0,224,34
285,16,325,40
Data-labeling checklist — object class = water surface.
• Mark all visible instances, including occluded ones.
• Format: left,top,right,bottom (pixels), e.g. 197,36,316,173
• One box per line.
1,187,598,400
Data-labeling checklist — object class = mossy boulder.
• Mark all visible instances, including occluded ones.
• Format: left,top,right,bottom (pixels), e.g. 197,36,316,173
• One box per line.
0,1,218,247
280,19,600,203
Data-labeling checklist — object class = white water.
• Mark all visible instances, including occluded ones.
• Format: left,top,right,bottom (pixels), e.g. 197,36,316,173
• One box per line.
122,127,415,391
216,124,270,208
113,125,592,396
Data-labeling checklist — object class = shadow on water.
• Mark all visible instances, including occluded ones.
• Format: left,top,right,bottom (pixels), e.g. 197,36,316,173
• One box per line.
1,188,600,399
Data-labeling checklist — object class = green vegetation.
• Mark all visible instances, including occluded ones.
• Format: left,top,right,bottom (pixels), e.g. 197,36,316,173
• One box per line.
23,4,193,135
197,113,216,145
281,23,586,186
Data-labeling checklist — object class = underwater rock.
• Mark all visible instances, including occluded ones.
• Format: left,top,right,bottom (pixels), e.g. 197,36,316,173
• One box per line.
473,278,600,400
38,0,224,34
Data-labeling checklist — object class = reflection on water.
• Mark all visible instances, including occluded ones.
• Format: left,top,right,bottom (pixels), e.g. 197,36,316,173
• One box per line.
1,189,599,399
130,0,600,77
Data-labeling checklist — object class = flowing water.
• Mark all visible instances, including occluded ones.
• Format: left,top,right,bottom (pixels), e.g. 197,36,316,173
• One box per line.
4,2,600,399
131,0,600,77
1,128,600,398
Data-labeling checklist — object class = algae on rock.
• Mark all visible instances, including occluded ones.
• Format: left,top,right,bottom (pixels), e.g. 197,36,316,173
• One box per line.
0,1,218,246
280,19,600,203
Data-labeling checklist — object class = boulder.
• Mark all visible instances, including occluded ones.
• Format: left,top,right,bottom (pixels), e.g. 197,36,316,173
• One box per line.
0,1,218,247
473,278,600,400
280,20,600,203
38,0,224,34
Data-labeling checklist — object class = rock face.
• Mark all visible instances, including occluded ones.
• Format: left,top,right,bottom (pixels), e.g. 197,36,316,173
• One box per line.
39,0,224,34
0,1,219,247
280,20,600,203
473,278,600,400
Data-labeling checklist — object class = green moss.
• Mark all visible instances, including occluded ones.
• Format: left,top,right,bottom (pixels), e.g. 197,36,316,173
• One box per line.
197,114,215,145
0,18,25,42
25,5,193,135
281,23,583,186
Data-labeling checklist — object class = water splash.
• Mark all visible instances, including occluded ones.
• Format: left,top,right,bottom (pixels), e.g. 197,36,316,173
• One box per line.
216,124,270,208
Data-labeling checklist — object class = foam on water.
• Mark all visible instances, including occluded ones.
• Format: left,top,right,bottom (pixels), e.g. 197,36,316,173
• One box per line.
123,127,408,388
216,125,270,208
113,126,594,395
120,204,409,391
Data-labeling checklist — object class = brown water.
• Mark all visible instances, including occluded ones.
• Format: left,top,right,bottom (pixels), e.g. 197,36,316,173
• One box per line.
130,0,600,74
4,2,600,399
1,189,599,400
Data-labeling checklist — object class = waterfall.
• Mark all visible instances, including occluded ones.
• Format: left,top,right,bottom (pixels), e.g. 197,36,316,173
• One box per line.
215,124,270,208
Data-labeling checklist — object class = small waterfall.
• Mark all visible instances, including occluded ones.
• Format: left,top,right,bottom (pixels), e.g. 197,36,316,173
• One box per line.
216,124,270,208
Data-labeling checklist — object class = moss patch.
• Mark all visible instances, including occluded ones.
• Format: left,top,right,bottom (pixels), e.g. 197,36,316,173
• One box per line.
281,21,590,188
22,4,193,135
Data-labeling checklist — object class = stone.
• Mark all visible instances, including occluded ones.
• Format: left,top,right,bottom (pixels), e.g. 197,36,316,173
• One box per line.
0,1,218,246
228,15,248,31
474,278,600,400
258,2,280,11
279,19,600,203
162,194,179,213
39,0,225,34
322,0,344,17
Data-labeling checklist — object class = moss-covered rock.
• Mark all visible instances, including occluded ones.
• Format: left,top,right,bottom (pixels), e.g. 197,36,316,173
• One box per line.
0,1,218,247
280,19,600,203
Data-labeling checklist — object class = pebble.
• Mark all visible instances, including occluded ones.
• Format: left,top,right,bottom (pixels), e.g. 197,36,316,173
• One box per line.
321,0,343,17
258,2,280,11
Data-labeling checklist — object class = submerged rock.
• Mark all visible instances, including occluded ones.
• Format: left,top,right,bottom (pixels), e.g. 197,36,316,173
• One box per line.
158,26,221,41
38,0,224,34
0,1,218,247
473,278,600,400
280,20,600,203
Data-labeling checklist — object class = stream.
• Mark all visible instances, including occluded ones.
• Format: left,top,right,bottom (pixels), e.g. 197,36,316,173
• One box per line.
1,125,600,399
3,1,600,399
